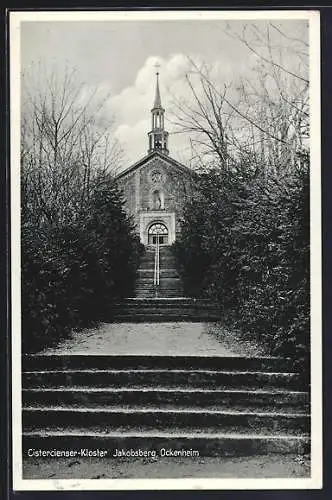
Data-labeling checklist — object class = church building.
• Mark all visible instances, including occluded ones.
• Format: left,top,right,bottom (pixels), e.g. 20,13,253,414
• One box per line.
116,70,195,246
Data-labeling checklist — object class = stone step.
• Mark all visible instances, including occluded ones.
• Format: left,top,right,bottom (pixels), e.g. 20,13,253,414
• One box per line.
153,292,185,298
143,255,170,260
113,307,217,313
133,291,187,297
133,290,184,296
136,277,182,285
134,287,184,294
113,299,220,308
134,286,183,294
22,369,305,390
138,269,180,278
23,388,309,411
134,286,184,293
136,288,184,293
136,276,180,282
139,252,156,258
111,306,221,318
115,299,222,308
23,407,310,435
134,286,156,292
110,312,221,321
159,260,178,268
136,290,182,292
21,348,310,458
159,246,174,253
22,429,310,457
116,298,216,305
135,291,160,299
112,302,214,310
136,276,180,285
138,261,156,267
22,354,299,372
135,291,157,297
138,260,156,266
133,290,184,297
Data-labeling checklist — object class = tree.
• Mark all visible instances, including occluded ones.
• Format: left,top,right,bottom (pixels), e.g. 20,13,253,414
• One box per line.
227,22,309,177
21,64,122,227
21,64,142,352
172,22,310,362
171,22,309,180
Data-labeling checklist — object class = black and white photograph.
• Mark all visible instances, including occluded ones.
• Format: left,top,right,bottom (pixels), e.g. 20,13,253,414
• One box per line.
10,10,322,490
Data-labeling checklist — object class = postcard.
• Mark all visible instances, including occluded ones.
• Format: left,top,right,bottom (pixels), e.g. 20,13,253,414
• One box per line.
10,9,322,491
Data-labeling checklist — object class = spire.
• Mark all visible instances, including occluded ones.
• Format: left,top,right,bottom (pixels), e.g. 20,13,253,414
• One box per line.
148,64,169,155
153,69,162,109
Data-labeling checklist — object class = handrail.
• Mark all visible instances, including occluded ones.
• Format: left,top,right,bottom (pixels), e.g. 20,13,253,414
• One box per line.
153,238,160,287
157,238,160,286
153,243,157,286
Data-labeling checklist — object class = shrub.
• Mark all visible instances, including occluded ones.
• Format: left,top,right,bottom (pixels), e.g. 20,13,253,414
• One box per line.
21,179,143,353
173,159,310,362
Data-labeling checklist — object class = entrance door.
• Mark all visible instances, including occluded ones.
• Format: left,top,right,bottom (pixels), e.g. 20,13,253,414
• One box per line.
152,235,165,245
148,222,168,245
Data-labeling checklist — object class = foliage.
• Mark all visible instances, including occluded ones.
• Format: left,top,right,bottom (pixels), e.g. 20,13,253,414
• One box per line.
172,24,310,363
21,66,143,352
173,154,310,361
21,180,143,353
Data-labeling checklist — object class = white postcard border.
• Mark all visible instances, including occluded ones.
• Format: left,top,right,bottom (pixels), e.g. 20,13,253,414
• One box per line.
10,9,322,491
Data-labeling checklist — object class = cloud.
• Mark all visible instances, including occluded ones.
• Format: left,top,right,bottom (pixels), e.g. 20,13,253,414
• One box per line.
107,54,194,169
106,50,279,171
114,119,150,162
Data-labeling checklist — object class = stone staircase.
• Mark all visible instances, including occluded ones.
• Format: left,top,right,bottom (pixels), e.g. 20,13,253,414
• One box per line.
22,354,310,457
22,245,310,462
111,245,221,322
135,246,184,298
111,298,221,322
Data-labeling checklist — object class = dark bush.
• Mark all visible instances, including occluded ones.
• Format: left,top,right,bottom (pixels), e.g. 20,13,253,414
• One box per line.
173,158,309,362
21,179,143,353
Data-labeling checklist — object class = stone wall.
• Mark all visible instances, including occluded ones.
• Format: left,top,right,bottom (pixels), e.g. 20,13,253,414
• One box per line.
117,155,195,242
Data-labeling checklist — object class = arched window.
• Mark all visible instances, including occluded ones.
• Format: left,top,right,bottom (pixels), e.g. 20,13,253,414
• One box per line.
148,222,168,245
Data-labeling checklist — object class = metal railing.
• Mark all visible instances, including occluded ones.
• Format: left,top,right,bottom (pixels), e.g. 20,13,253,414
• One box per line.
153,237,160,287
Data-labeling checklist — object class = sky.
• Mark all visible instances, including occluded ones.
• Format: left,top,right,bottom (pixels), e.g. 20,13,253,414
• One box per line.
20,15,309,170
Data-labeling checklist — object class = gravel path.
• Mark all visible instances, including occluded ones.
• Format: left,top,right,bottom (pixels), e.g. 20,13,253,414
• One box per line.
42,322,265,357
23,454,310,479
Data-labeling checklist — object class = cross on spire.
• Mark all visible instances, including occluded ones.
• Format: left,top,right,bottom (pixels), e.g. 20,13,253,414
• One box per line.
153,63,162,109
154,61,161,76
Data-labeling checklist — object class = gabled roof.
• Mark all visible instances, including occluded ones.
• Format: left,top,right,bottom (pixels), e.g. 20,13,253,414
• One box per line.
115,151,195,180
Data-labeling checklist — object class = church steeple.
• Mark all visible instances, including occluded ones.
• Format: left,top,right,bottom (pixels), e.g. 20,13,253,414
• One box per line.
148,66,169,155
153,71,162,108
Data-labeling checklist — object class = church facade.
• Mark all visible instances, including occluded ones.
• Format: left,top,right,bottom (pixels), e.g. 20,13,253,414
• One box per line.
116,71,195,246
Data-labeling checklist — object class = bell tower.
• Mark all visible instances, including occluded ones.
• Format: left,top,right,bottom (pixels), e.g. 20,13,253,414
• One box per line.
148,66,169,155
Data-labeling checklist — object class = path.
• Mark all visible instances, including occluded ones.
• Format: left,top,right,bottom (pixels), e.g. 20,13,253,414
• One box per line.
23,453,310,480
41,322,265,357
